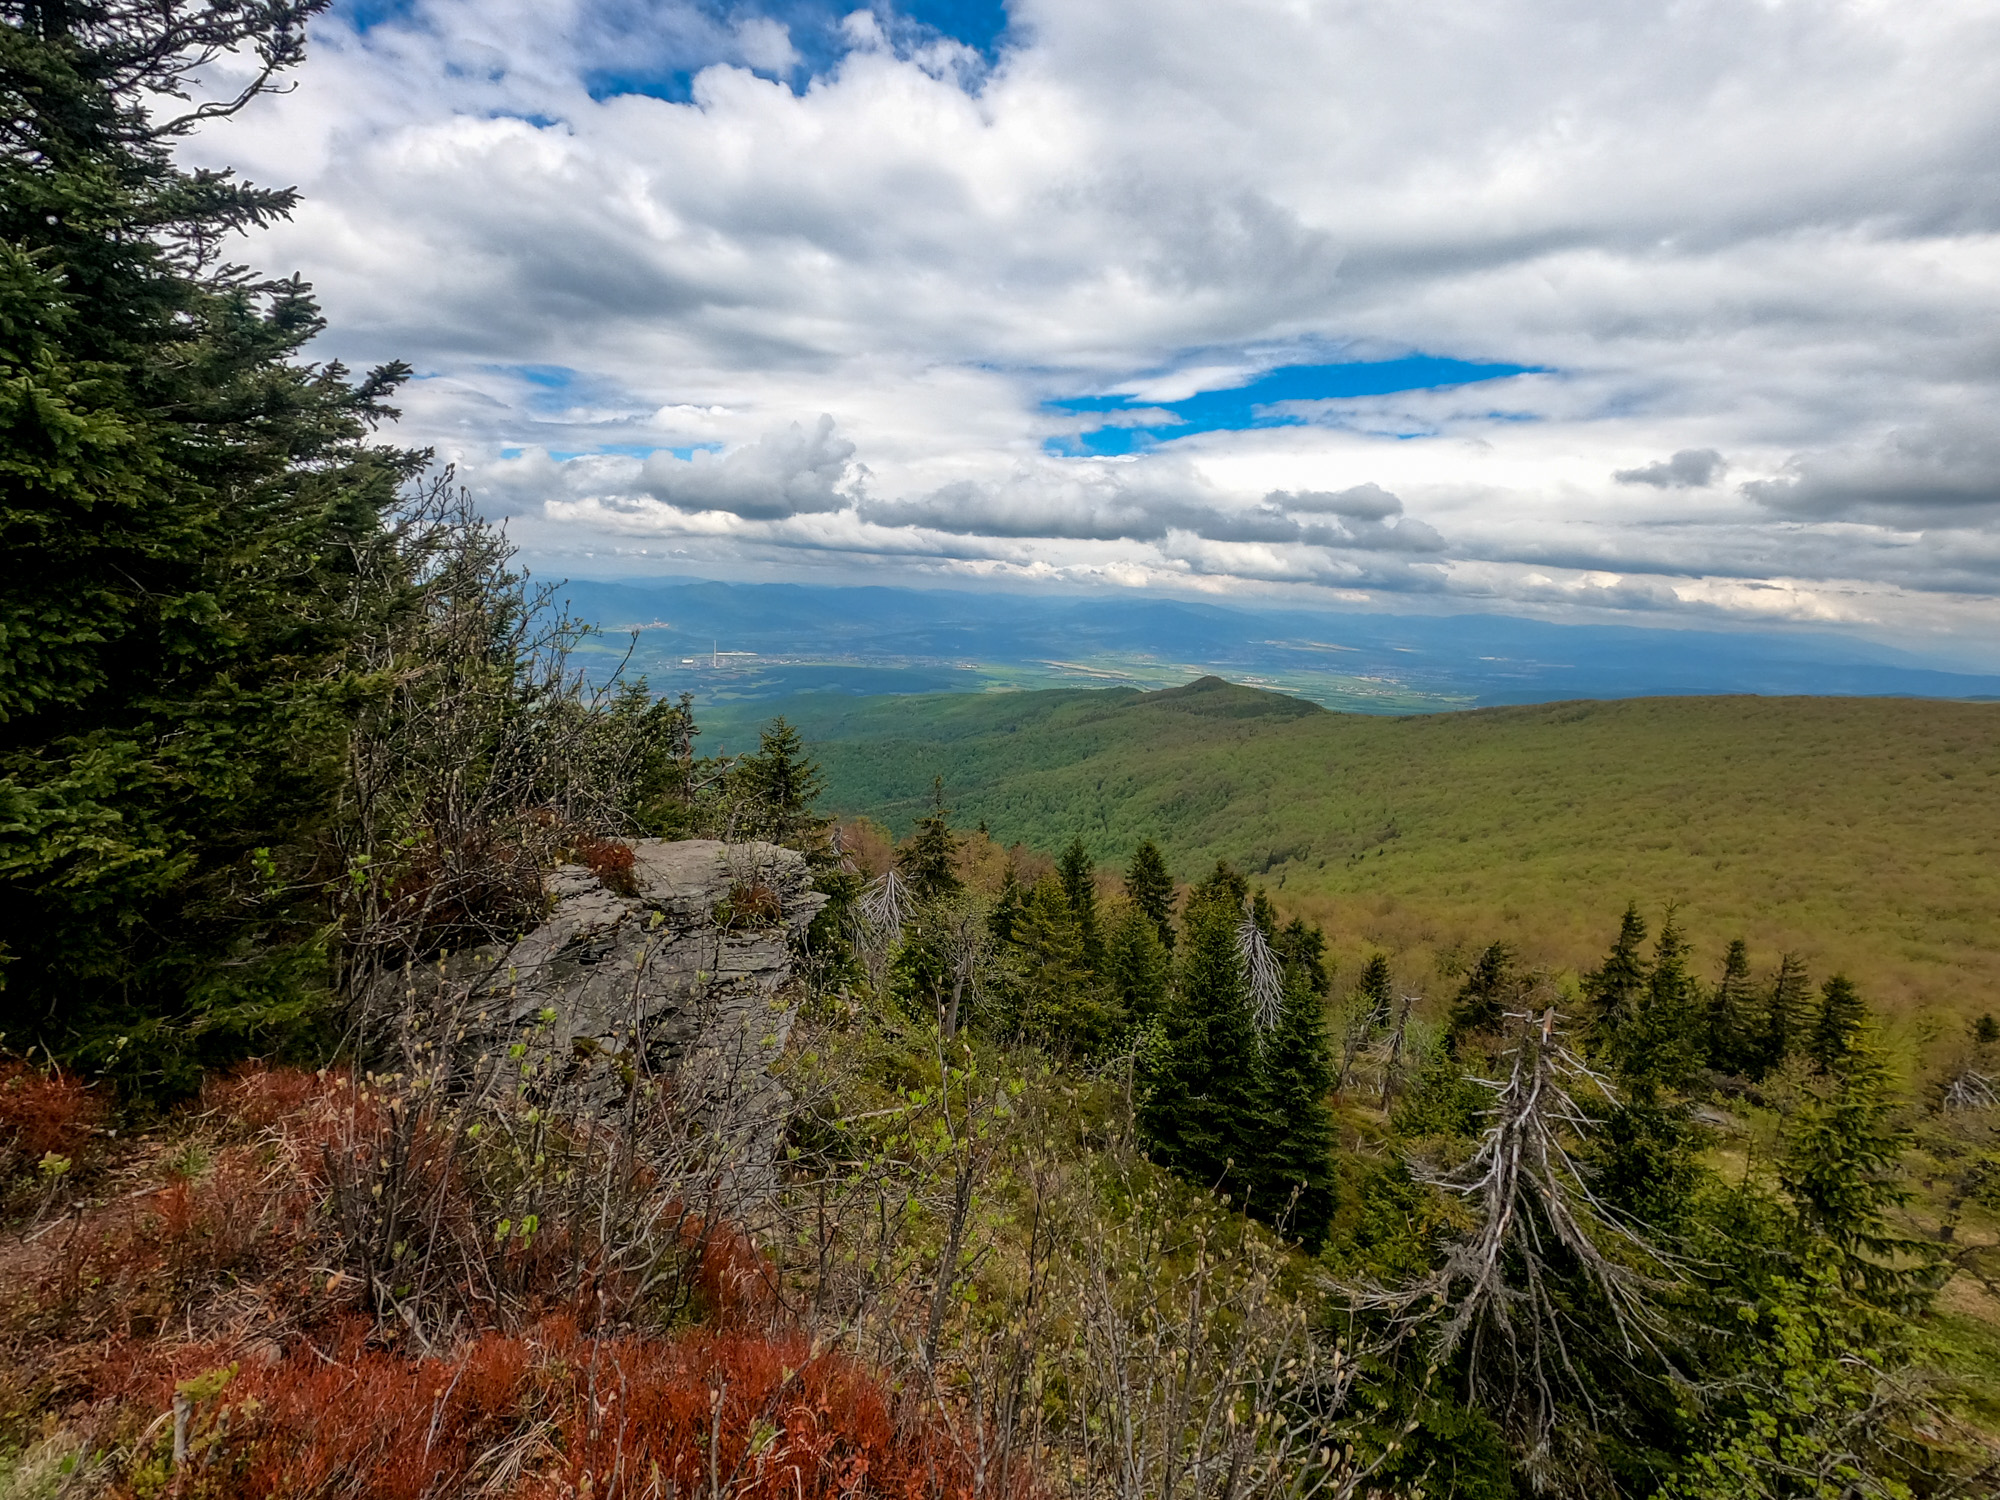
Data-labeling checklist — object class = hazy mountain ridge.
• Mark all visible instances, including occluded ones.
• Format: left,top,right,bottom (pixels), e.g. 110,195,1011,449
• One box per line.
559,577,2000,711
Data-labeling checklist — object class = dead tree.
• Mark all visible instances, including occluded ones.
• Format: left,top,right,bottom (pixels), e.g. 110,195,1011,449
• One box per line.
1236,904,1285,1032
1356,1007,1681,1481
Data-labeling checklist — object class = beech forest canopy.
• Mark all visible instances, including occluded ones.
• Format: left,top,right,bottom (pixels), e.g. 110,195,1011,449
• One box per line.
703,680,2000,1028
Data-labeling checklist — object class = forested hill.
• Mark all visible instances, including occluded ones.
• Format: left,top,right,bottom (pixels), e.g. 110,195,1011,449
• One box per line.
704,679,2000,1022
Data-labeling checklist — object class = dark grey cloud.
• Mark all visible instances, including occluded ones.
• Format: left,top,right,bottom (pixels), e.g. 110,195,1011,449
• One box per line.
637,416,855,519
857,472,1447,552
1744,419,2000,524
1271,483,1405,520
1616,449,1727,488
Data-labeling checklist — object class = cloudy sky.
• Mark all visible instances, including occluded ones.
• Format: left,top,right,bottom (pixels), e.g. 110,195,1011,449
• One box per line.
192,0,2000,658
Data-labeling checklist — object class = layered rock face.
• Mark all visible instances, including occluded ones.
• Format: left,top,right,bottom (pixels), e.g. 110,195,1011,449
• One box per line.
413,839,827,1191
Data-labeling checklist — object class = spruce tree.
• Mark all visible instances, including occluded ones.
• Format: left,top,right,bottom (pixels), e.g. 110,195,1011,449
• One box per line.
1807,974,1869,1077
1249,888,1279,941
1,0,418,1082
1124,837,1176,951
1755,952,1814,1076
1619,909,1701,1091
1705,937,1755,1076
1056,836,1103,972
1190,858,1249,912
1779,1043,1938,1309
1446,942,1518,1046
895,778,961,901
1104,904,1169,1030
1254,969,1339,1250
988,859,1026,944
1273,915,1329,995
1140,891,1262,1195
734,715,828,854
1007,874,1114,1053
1354,952,1395,1029
1584,902,1650,1042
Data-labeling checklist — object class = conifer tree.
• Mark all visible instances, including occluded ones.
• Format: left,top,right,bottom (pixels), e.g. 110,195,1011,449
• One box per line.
1446,942,1518,1046
988,859,1026,944
1124,837,1176,951
1,0,418,1081
1354,952,1395,1029
1104,904,1169,1030
1190,858,1249,912
1057,836,1103,972
1807,974,1869,1076
1140,891,1261,1195
1007,873,1114,1053
895,778,961,901
1249,888,1279,941
1254,969,1339,1250
1273,915,1329,995
1754,952,1814,1077
1335,951,1395,1091
734,716,829,854
1779,1042,1938,1309
1584,902,1651,1041
1619,909,1701,1091
1705,937,1755,1075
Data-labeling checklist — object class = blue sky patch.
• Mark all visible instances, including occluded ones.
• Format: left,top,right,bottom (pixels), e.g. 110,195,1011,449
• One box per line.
581,2,1010,103
1044,355,1536,456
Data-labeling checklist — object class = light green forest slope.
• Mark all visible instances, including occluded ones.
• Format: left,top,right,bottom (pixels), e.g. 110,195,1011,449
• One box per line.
705,678,2000,1023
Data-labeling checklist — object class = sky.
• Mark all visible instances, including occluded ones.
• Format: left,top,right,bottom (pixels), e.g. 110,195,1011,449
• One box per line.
187,0,2000,660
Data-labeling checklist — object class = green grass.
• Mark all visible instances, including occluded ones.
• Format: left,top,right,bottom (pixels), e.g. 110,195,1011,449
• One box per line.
706,677,2000,1026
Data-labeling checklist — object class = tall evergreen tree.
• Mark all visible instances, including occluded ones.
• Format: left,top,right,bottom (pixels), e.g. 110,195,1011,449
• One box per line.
1619,909,1701,1091
1140,892,1261,1195
734,716,829,854
1254,969,1339,1250
1103,903,1169,1030
1807,973,1869,1077
987,859,1026,944
895,778,961,901
1755,952,1814,1076
1,0,418,1083
1273,915,1329,995
1056,836,1103,972
1705,937,1755,1075
1123,837,1176,951
1353,952,1394,1029
1584,902,1651,1042
1779,1043,1938,1309
1006,874,1114,1054
1446,941,1518,1046
1190,857,1249,913
1249,888,1279,941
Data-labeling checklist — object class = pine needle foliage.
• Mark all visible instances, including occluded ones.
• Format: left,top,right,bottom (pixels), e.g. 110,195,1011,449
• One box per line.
1705,937,1756,1076
0,0,419,1085
1254,969,1339,1250
1140,891,1261,1199
1123,836,1176,951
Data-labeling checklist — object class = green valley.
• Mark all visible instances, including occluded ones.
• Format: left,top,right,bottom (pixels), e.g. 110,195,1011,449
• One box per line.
705,678,2000,1024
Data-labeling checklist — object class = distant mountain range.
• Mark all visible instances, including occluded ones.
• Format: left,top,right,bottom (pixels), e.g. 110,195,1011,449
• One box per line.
555,577,2000,713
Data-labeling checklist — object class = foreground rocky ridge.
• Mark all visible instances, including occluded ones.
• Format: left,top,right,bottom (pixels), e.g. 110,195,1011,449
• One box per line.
377,838,828,1187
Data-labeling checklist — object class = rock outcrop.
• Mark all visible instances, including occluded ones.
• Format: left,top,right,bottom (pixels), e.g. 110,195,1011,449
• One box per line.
404,839,827,1192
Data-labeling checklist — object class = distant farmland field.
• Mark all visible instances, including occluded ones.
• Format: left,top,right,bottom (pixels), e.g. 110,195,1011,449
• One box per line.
705,679,2000,1028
